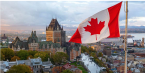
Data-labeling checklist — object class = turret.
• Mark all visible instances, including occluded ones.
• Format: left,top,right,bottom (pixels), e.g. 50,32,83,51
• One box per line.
34,31,36,36
31,31,33,37
62,26,63,30
46,26,47,31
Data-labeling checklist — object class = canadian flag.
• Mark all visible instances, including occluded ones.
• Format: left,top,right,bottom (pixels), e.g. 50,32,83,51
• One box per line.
69,2,122,44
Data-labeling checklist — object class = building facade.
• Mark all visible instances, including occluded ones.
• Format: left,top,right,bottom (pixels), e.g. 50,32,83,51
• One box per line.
9,19,81,61
28,31,39,51
46,19,65,46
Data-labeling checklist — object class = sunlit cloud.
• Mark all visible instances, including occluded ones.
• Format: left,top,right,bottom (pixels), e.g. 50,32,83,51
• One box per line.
1,1,145,34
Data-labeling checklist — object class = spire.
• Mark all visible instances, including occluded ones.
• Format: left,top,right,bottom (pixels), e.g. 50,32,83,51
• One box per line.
46,26,47,31
31,31,33,37
62,26,63,30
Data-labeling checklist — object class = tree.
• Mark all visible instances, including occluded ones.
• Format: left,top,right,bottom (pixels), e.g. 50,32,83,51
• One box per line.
17,50,29,60
28,50,38,57
98,52,103,57
6,64,33,73
61,69,73,73
0,53,4,61
114,51,117,53
0,41,3,46
90,52,97,58
14,51,18,56
27,55,33,59
1,48,14,61
52,52,68,65
34,52,49,61
81,45,88,53
11,56,20,61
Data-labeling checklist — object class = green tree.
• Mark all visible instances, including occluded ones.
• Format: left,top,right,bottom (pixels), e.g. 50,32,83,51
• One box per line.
14,51,18,56
1,48,14,61
0,53,4,61
61,69,73,73
0,42,3,46
27,55,33,59
11,56,20,61
90,52,97,58
28,50,38,57
52,52,68,65
34,52,49,61
88,47,94,52
98,52,103,57
6,64,33,73
17,50,29,60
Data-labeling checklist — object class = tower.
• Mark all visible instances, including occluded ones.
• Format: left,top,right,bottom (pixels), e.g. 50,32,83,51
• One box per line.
46,19,66,46
142,38,144,47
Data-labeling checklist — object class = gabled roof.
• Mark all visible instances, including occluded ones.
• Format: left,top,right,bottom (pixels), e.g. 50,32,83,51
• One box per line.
62,63,72,69
46,19,62,31
28,31,38,43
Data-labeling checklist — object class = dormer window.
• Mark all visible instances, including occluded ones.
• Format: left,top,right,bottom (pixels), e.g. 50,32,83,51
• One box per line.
57,26,59,30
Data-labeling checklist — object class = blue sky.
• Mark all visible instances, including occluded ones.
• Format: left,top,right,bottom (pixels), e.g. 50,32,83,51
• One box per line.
1,1,145,34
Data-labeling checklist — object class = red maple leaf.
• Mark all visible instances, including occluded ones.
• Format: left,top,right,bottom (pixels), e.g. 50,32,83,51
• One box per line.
84,18,105,40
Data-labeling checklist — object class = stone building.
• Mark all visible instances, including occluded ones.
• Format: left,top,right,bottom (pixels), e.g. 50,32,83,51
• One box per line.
103,48,111,56
9,36,28,51
9,18,81,61
1,34,9,47
46,19,65,46
39,41,66,54
65,42,81,61
28,31,39,51
46,19,81,61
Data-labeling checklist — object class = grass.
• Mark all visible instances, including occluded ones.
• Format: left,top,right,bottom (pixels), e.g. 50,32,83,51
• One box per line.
70,61,81,66
78,66,88,73
70,61,88,73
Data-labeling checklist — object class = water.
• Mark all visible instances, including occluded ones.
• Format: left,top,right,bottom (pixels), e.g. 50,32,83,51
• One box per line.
81,54,101,73
121,33,145,43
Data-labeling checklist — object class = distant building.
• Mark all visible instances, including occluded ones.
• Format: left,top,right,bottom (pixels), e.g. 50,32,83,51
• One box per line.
103,49,111,56
9,36,28,51
28,31,39,51
133,40,141,46
65,42,81,61
141,38,144,47
62,63,82,73
1,34,8,43
46,18,65,46
1,34,9,47
0,57,53,73
9,19,81,61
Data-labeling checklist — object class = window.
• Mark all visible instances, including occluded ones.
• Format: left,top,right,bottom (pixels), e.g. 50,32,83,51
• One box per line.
57,26,59,30
43,44,45,49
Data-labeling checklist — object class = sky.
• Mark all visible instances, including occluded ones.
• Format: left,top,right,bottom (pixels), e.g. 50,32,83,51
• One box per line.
1,1,145,34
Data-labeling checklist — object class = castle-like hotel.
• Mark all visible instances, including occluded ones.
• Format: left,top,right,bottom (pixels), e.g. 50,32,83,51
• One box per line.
9,19,81,61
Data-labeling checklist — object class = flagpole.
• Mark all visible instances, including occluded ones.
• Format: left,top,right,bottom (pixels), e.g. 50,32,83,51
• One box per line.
124,1,128,73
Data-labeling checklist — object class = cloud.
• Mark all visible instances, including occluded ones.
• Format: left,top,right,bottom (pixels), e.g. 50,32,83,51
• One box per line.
1,1,145,34
120,17,145,26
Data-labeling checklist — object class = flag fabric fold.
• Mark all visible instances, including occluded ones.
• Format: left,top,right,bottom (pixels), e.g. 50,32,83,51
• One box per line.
69,2,122,44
